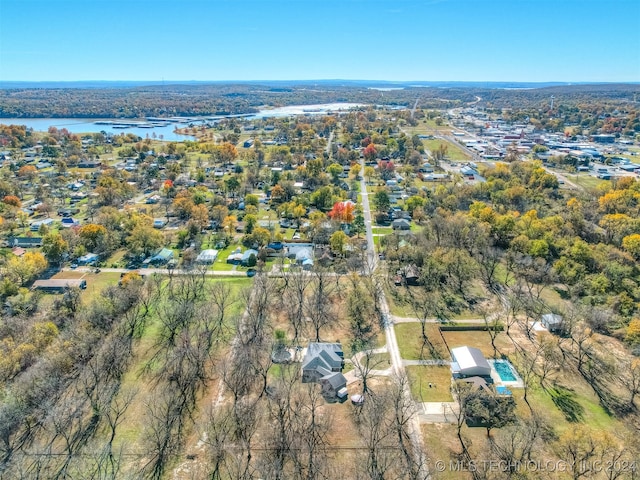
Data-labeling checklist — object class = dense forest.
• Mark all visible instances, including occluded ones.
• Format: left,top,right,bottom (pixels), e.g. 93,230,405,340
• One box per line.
0,83,638,119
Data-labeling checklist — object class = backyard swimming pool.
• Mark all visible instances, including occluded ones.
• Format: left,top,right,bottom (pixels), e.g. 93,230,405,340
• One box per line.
493,359,517,382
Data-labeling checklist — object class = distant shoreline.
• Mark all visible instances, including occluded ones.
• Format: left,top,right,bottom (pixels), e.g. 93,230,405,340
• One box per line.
2,80,638,90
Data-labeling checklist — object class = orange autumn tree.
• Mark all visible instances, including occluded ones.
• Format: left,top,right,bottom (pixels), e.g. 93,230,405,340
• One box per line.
328,201,355,224
2,195,21,208
363,143,377,162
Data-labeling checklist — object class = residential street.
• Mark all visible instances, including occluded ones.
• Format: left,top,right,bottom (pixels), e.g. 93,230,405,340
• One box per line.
359,158,429,478
359,158,377,271
62,266,248,276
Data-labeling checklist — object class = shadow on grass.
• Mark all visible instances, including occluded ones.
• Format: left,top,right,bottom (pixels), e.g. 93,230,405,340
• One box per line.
547,385,584,422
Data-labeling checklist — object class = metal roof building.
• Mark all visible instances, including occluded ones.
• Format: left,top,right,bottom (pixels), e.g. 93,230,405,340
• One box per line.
450,346,491,377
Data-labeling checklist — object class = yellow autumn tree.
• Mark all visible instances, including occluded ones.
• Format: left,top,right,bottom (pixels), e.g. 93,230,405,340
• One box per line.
5,251,48,286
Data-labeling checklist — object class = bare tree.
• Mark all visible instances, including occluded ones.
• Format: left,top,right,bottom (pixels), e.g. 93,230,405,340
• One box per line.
141,390,185,480
290,384,332,480
203,404,235,480
620,358,640,409
100,388,136,479
512,346,540,411
489,413,552,474
241,275,275,345
480,307,502,359
388,373,425,480
305,268,337,342
283,271,311,344
260,365,298,480
449,381,475,475
352,349,387,396
477,246,503,292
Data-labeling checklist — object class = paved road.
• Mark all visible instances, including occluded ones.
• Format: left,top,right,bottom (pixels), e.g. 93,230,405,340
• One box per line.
62,266,248,277
326,129,335,159
359,158,428,478
392,315,487,324
359,158,378,271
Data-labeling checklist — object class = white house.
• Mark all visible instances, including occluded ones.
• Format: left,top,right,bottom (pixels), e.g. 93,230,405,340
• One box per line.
196,249,219,264
450,346,491,377
541,313,564,333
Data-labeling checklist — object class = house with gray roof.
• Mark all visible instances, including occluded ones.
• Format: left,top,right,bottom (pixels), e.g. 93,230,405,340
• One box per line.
320,371,347,400
392,218,411,230
7,237,43,248
302,343,346,401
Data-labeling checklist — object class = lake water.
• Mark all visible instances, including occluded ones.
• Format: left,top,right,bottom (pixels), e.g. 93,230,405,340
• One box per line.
0,103,365,141
252,103,364,119
0,118,196,142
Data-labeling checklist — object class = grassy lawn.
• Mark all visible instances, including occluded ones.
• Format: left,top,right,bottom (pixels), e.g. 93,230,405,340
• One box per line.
510,383,620,437
538,284,569,311
423,139,470,162
384,287,417,317
448,309,482,321
421,424,472,480
395,323,448,360
51,270,121,302
441,330,498,358
570,173,610,190
212,243,243,271
342,361,354,374
104,249,127,267
213,260,238,271
372,227,393,235
404,119,451,134
406,365,453,402
369,352,391,366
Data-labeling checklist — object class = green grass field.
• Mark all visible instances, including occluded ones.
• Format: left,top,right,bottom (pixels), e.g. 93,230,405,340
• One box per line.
423,139,470,162
406,365,453,402
395,323,448,360
384,287,417,317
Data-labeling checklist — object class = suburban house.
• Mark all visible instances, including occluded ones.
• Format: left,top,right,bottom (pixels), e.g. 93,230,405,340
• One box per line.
30,218,54,232
394,264,420,286
294,247,314,270
450,346,492,378
61,217,80,228
145,248,174,266
33,279,87,293
285,242,315,259
226,248,244,264
541,313,564,333
302,343,346,401
7,237,43,248
196,249,219,264
241,249,259,266
77,253,99,266
77,160,102,168
392,218,411,231
320,373,347,400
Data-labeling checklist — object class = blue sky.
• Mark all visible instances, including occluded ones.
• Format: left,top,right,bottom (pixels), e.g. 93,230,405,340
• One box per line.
1,0,639,82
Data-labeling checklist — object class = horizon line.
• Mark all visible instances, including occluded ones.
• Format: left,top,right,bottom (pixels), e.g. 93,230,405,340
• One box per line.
1,79,639,85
